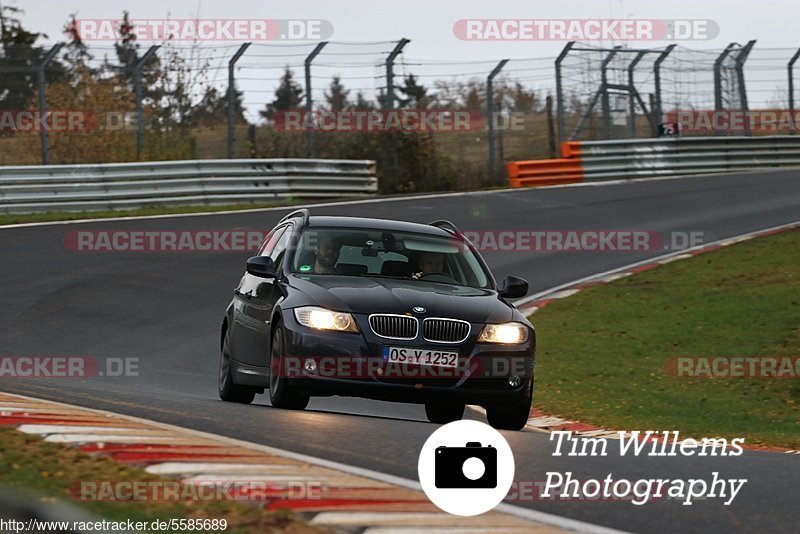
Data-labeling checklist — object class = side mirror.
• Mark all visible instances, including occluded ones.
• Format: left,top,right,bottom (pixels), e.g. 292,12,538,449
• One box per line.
246,256,277,278
498,275,528,299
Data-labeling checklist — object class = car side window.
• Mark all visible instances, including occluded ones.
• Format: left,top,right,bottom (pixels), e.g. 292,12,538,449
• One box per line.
258,226,287,258
269,225,292,268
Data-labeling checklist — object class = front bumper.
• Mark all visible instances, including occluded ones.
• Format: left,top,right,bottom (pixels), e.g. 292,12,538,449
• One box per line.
280,311,535,408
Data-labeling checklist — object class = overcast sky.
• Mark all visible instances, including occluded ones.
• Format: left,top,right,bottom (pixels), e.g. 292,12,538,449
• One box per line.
12,0,799,56
9,0,799,116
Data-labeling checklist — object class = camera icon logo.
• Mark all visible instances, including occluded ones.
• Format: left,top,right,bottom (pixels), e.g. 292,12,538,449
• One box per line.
435,442,497,489
418,420,515,516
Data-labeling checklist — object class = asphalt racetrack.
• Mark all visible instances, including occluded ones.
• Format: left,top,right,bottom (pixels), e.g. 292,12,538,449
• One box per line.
2,170,799,533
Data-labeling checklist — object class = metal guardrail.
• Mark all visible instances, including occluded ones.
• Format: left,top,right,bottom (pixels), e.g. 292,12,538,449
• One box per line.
508,136,800,187
566,136,800,181
0,159,377,214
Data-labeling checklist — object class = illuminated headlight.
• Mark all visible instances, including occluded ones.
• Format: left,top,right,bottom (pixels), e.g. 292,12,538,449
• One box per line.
477,322,529,344
294,306,359,332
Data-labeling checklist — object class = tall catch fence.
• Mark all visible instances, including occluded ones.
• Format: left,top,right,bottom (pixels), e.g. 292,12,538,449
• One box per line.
2,37,800,193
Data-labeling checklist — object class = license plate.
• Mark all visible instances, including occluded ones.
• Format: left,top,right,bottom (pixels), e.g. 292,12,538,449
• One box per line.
382,346,459,368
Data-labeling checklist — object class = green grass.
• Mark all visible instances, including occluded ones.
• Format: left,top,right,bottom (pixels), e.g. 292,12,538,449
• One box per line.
0,200,304,226
531,229,800,448
0,428,322,533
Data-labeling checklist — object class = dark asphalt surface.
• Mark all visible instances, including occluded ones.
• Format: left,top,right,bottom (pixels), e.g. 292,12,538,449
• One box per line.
1,170,799,533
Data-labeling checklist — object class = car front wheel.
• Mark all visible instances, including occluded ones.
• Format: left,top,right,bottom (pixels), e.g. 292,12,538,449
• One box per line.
269,323,310,410
486,402,531,431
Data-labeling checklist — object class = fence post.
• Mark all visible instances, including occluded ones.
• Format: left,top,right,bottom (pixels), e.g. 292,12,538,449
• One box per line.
304,41,328,158
38,44,64,165
383,38,410,190
385,38,410,111
653,44,675,136
134,45,160,160
600,47,621,140
227,42,251,159
712,43,738,137
487,59,508,186
627,51,646,138
735,40,756,135
546,95,556,158
555,41,575,145
789,48,800,134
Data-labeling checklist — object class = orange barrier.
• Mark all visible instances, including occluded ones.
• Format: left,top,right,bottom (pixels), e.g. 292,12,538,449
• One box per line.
560,141,582,158
506,142,583,188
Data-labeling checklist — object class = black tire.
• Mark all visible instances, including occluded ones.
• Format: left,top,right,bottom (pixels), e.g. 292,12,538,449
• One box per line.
486,402,531,431
268,323,310,410
425,401,465,424
219,327,257,404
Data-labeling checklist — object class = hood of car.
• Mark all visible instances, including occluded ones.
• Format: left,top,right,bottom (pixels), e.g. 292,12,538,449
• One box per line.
288,274,515,324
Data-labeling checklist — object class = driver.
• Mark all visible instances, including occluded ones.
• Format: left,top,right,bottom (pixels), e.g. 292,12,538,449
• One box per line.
313,236,342,274
412,251,444,280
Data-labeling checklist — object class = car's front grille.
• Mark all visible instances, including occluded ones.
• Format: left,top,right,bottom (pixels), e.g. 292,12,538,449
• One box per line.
369,314,418,340
423,318,471,343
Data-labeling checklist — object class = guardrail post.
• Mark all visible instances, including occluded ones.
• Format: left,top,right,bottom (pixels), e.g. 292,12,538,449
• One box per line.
383,38,410,191
134,45,160,160
37,44,64,165
487,59,509,186
227,43,251,159
789,48,800,134
735,40,756,136
555,41,575,145
653,44,675,136
304,41,328,158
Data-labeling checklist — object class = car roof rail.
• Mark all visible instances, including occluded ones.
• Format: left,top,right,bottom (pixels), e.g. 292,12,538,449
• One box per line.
279,208,310,227
428,219,461,235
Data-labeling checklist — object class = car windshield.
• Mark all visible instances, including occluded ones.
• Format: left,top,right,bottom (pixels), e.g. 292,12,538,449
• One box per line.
291,227,490,289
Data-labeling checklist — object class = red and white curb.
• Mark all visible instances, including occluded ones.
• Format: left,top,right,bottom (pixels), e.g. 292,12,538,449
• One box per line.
509,220,800,455
0,391,621,534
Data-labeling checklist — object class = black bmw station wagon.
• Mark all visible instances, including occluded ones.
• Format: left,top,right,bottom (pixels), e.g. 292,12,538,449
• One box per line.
219,209,535,430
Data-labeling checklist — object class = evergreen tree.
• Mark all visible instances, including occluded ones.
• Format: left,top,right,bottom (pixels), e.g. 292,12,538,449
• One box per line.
397,74,429,108
324,75,350,111
0,3,61,109
62,14,93,74
350,91,374,111
189,85,246,126
260,67,303,120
